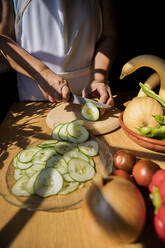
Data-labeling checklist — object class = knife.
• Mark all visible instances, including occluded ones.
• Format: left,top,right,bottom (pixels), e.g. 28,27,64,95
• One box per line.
70,93,112,109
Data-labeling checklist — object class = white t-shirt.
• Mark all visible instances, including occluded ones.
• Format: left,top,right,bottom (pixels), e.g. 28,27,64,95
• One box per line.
14,0,103,101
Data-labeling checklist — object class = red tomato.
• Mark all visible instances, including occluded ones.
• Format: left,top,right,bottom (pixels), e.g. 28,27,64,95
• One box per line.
158,181,165,204
149,170,165,192
113,150,136,172
132,159,160,187
112,169,132,181
154,205,165,242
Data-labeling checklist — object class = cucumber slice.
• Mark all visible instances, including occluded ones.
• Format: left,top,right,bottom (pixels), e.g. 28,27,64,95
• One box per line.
81,102,100,121
68,158,95,182
37,140,58,148
58,123,69,141
11,176,30,197
34,168,63,197
46,154,68,174
26,171,41,195
32,148,56,164
52,123,63,140
88,157,95,167
18,147,41,163
16,160,33,170
78,140,99,157
63,173,75,182
67,122,89,143
54,141,77,154
25,163,45,177
14,168,27,180
58,181,79,195
63,148,89,164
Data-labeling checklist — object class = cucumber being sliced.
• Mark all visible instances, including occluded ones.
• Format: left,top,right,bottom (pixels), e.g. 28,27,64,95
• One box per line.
78,140,99,157
81,102,100,121
68,158,95,182
67,122,89,143
54,141,77,154
18,147,41,163
34,168,63,197
11,176,30,197
58,181,79,195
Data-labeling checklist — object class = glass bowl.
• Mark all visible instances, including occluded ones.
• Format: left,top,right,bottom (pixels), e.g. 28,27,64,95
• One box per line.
0,138,113,212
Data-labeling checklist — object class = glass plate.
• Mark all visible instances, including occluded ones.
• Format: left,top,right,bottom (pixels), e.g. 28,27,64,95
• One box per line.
1,138,113,212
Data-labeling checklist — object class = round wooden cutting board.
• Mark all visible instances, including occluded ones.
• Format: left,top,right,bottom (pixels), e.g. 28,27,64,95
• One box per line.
46,103,121,135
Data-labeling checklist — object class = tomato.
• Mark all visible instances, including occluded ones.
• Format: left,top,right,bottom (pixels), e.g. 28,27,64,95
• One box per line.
112,169,132,181
149,170,165,192
154,205,165,242
132,159,160,187
113,150,136,172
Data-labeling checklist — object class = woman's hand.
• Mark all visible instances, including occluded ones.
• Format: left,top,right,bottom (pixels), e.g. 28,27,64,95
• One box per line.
37,68,70,102
82,80,114,106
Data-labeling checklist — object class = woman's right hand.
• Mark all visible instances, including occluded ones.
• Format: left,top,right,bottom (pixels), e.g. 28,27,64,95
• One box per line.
37,68,70,102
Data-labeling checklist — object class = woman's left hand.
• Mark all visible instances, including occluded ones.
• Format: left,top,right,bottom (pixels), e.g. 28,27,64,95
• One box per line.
82,80,114,113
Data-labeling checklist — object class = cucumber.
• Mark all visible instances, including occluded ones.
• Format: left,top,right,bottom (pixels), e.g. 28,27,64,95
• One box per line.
26,171,41,195
78,140,99,157
25,163,45,177
34,168,63,197
63,148,89,164
63,173,75,182
67,121,89,143
18,147,41,163
14,168,27,180
81,102,99,121
58,181,79,195
68,158,95,182
32,148,56,164
54,141,77,154
11,176,30,197
58,122,69,141
16,160,33,170
52,123,63,140
37,140,58,148
46,154,68,174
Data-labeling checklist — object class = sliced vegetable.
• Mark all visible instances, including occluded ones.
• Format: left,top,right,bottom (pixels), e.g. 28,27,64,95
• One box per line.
11,176,30,197
78,140,99,157
58,181,79,195
67,121,89,143
68,158,95,182
34,168,63,197
81,102,100,121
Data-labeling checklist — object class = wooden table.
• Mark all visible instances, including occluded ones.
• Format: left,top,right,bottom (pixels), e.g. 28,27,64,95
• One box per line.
0,92,164,248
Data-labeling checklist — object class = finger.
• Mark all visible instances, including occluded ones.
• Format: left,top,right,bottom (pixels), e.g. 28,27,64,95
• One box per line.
62,85,70,102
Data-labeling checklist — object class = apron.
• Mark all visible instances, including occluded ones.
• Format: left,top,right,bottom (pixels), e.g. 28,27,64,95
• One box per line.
13,0,102,101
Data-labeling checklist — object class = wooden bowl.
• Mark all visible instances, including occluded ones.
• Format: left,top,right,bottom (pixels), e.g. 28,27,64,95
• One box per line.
119,112,165,153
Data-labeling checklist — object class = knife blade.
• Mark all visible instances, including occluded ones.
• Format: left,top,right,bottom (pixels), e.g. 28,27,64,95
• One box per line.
70,93,112,109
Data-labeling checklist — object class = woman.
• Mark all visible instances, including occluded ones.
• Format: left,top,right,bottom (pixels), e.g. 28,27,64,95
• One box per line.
0,0,117,105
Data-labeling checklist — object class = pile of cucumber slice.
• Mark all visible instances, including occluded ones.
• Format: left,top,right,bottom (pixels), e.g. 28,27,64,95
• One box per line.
11,120,99,198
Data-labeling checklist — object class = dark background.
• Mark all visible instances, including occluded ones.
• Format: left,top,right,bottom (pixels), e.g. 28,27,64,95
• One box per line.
0,1,164,122
110,1,164,92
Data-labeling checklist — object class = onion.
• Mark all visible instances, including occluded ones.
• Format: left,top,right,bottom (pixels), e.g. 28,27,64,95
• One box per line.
82,175,146,247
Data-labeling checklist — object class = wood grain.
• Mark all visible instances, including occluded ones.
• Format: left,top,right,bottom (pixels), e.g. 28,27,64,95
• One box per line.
46,102,121,135
0,95,164,248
